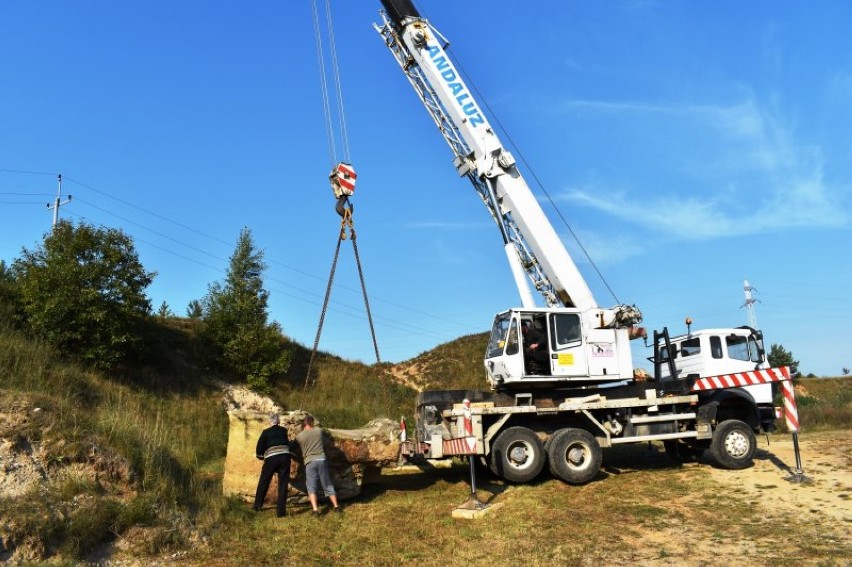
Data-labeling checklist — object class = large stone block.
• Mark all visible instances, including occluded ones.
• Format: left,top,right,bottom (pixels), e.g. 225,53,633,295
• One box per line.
223,410,401,508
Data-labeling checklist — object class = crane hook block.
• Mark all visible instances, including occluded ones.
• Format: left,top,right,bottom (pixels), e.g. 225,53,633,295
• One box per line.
330,162,357,199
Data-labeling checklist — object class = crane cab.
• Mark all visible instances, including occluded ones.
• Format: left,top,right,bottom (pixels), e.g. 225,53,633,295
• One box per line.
484,308,635,389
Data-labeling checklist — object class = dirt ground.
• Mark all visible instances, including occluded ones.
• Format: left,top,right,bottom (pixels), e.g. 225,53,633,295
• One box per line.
619,429,852,565
708,429,852,523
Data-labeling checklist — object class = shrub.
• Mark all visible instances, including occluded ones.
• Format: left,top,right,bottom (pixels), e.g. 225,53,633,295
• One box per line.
12,221,154,369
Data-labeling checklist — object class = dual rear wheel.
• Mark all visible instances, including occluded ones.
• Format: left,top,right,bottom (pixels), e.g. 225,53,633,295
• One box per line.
490,426,601,485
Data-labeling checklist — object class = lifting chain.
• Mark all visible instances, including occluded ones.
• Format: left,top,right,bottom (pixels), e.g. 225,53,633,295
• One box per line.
304,195,384,404
307,1,392,416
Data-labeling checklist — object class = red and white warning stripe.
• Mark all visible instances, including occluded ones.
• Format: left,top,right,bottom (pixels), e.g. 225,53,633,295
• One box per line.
463,398,476,453
333,162,357,195
442,437,477,455
780,379,800,432
442,399,478,455
691,366,791,392
463,399,473,436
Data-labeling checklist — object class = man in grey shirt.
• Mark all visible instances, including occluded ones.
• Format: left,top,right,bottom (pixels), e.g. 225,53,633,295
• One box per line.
295,414,341,516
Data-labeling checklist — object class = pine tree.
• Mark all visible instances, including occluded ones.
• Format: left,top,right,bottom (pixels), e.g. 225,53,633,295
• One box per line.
767,343,800,378
201,228,290,392
157,301,172,318
186,299,203,319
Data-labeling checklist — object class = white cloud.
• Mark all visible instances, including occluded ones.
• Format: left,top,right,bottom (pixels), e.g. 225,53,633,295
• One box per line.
560,96,850,239
562,228,647,265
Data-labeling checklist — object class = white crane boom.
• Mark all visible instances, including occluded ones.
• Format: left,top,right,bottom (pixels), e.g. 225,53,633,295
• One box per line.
375,1,597,312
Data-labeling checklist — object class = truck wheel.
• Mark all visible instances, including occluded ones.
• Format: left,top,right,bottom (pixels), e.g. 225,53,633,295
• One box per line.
489,426,545,483
547,428,602,485
710,419,756,470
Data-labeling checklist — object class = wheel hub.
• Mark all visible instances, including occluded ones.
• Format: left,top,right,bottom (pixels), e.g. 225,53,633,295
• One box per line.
567,446,587,466
508,444,529,467
725,431,750,458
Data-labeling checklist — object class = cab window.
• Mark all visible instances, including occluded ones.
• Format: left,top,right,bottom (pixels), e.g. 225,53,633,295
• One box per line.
485,313,511,359
747,336,761,363
552,313,581,347
726,335,751,361
505,322,520,356
710,336,723,359
680,338,701,357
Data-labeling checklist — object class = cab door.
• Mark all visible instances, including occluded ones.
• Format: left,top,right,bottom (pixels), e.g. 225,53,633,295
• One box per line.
548,312,589,378
484,313,526,384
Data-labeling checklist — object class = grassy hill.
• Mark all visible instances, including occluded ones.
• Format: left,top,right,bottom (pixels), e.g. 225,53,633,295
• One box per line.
1,313,849,563
0,312,489,561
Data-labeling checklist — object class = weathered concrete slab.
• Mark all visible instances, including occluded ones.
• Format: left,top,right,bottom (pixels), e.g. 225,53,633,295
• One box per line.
451,501,503,519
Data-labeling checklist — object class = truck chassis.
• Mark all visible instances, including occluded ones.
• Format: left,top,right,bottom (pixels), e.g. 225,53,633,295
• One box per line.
402,370,787,484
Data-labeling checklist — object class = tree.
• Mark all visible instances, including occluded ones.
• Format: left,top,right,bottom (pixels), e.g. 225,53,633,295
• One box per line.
767,343,800,378
186,299,203,319
12,221,155,369
157,301,172,318
201,228,290,392
0,260,23,330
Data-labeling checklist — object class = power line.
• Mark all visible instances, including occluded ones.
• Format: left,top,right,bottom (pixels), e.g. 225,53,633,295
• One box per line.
63,206,468,343
72,196,227,263
63,176,233,247
65,209,223,273
68,180,474,329
0,168,56,177
7,170,479,339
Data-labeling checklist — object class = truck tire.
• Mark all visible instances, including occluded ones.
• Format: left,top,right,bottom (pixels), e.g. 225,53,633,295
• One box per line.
489,426,545,483
709,419,756,470
547,428,602,485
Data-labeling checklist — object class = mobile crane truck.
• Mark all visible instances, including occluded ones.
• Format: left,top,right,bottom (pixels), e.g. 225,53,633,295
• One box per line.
374,0,791,484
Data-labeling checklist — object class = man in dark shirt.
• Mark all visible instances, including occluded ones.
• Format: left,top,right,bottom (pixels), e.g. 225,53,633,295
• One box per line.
522,320,549,374
253,413,291,517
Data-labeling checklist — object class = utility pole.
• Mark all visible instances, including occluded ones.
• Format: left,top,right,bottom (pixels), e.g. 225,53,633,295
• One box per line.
741,279,759,329
47,173,72,228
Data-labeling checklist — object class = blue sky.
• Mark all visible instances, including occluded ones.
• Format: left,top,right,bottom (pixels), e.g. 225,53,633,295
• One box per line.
1,1,850,377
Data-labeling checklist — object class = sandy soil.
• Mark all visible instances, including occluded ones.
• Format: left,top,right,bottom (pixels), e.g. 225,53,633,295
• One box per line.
708,429,852,524
619,429,852,566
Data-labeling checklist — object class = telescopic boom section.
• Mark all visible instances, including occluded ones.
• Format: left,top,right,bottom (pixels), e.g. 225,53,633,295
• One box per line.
377,0,597,312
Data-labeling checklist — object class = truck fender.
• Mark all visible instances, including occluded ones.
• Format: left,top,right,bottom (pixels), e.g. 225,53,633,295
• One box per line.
483,413,513,456
699,388,760,430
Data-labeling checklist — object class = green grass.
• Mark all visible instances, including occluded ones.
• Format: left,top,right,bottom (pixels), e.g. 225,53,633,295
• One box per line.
193,446,851,566
794,376,852,431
